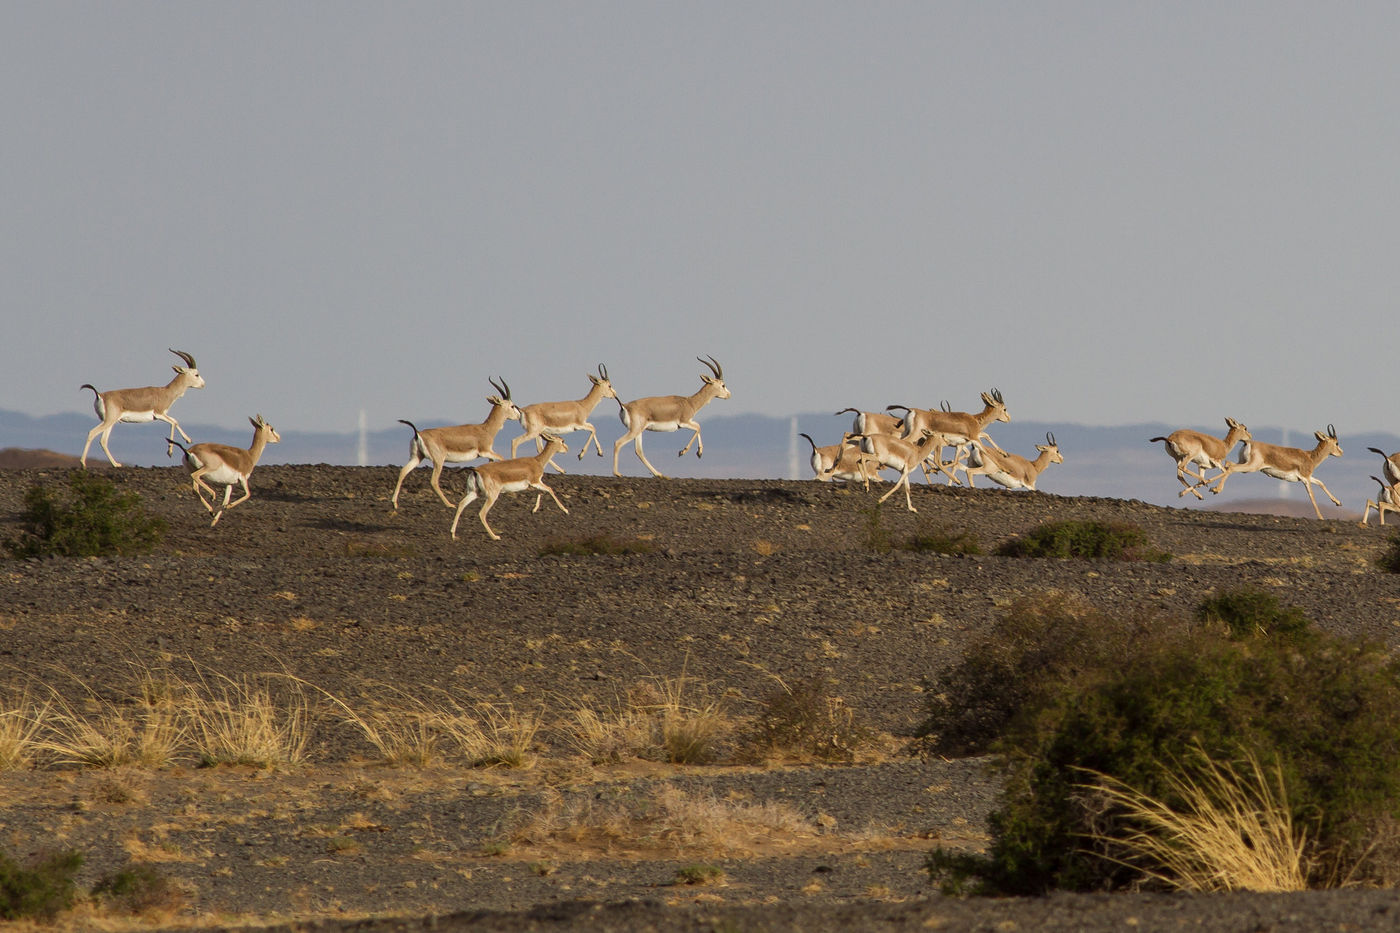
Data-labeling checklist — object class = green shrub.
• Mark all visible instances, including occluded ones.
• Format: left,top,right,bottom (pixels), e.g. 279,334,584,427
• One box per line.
1375,532,1400,573
926,615,1400,894
538,534,655,557
0,848,83,921
5,472,166,558
91,863,183,916
741,675,871,763
1195,588,1310,641
917,593,1146,756
901,525,982,556
996,520,1169,562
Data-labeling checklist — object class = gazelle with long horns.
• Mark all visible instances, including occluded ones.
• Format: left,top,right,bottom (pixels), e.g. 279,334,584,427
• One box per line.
80,349,205,467
451,433,570,541
612,356,730,478
800,432,882,489
1149,417,1251,499
834,407,904,438
866,428,948,512
963,433,1063,491
1205,424,1344,519
1360,475,1400,527
391,378,522,509
511,364,618,471
886,389,1010,484
171,415,280,527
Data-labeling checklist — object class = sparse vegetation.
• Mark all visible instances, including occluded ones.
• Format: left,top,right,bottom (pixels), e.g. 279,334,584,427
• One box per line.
740,675,871,763
674,864,726,885
1195,588,1310,641
91,863,185,916
900,524,982,555
5,471,165,558
1375,531,1400,573
995,519,1169,561
557,673,731,765
925,599,1400,894
0,848,83,921
539,533,656,556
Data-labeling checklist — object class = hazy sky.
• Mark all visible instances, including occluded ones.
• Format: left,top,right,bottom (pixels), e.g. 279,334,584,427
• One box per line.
4,2,1397,444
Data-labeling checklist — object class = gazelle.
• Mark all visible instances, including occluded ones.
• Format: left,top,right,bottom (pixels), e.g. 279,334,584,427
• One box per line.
451,434,570,541
887,389,1010,484
511,364,618,471
170,414,280,527
1360,475,1400,527
865,429,946,512
963,433,1063,491
800,432,881,489
612,356,730,478
1149,417,1251,499
391,377,521,509
1368,446,1400,487
1206,424,1343,519
834,407,904,438
80,349,205,467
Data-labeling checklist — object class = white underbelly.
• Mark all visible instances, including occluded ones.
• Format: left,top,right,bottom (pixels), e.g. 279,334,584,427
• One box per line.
1261,466,1304,482
645,420,681,433
987,470,1030,490
120,410,158,424
194,463,242,485
498,478,533,494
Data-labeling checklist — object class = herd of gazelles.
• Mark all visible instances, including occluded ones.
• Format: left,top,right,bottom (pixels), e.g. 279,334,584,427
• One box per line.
74,349,1400,537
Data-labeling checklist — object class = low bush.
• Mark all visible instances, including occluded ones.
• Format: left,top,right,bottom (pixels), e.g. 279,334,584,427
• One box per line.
996,520,1169,561
91,863,184,916
926,604,1400,894
740,675,871,763
539,534,655,557
1375,532,1400,573
1195,588,1309,641
5,471,166,558
901,525,982,556
917,593,1147,756
0,848,83,921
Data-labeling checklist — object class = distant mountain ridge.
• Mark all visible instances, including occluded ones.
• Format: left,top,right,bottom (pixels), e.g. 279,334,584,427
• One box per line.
4,407,1395,514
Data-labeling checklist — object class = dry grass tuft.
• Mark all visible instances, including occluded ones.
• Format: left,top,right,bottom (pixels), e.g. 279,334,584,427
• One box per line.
185,671,311,767
515,785,813,858
1080,745,1310,892
329,687,540,769
0,690,48,770
557,669,732,765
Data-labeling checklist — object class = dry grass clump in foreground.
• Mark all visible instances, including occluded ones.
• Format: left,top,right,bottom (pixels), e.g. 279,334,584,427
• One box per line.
557,670,732,765
1079,744,1309,893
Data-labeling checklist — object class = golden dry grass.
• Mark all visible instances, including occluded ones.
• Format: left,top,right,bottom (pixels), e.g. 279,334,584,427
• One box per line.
1080,745,1310,892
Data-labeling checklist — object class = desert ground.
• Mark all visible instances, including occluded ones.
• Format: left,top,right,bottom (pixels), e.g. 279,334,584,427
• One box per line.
4,456,1400,931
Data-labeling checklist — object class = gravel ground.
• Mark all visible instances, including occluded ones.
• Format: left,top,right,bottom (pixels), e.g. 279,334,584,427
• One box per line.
2,464,1400,931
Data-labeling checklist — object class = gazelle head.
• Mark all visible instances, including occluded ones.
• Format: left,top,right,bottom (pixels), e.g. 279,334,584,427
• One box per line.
1224,417,1250,440
1316,424,1343,458
699,355,730,399
250,414,281,445
980,388,1009,423
487,377,523,421
1037,432,1063,465
170,349,206,389
587,363,618,399
540,432,570,456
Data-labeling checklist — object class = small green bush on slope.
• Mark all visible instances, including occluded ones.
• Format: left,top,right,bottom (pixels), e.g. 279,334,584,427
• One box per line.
996,520,1169,562
927,592,1400,894
5,471,165,558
